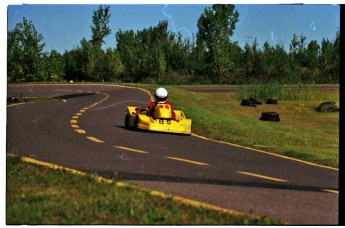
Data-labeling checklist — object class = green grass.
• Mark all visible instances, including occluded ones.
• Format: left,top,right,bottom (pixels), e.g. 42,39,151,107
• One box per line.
236,83,339,101
6,155,281,225
157,85,339,168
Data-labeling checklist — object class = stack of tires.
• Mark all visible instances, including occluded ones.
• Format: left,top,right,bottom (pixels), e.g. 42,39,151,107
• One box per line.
265,99,278,105
240,98,262,107
240,98,280,122
315,101,339,112
260,112,280,122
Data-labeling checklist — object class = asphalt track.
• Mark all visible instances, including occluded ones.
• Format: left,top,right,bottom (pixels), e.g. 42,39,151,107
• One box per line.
7,84,339,225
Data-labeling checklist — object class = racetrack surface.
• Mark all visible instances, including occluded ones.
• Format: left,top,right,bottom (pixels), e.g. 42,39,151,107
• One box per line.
7,84,339,224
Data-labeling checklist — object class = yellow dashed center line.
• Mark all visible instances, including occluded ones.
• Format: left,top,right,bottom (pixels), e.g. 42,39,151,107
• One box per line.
69,91,110,144
114,146,149,154
75,129,86,134
322,189,339,194
237,171,288,183
86,136,105,143
165,156,209,166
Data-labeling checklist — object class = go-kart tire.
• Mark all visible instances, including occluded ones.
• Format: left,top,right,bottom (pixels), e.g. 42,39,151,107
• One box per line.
260,116,280,122
261,112,279,118
316,101,339,112
249,98,262,105
241,99,256,107
266,99,278,104
125,114,130,128
260,112,280,122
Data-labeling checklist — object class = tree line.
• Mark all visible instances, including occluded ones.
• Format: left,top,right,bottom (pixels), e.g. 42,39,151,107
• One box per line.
7,5,339,84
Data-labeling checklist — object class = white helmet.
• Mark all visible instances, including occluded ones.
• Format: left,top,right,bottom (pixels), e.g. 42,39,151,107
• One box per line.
155,87,168,103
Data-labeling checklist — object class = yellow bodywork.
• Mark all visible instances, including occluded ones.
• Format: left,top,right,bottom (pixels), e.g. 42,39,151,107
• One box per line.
125,106,192,135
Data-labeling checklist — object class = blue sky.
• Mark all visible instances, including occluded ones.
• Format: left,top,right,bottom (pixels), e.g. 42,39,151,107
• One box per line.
7,4,340,54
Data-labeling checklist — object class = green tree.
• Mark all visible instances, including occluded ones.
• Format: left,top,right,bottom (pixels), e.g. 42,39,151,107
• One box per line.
63,48,83,82
101,48,125,82
319,31,339,83
196,4,239,83
305,40,320,69
116,29,141,81
137,21,169,82
63,5,113,82
90,5,111,47
116,21,171,82
43,49,64,81
289,33,307,68
271,43,292,83
7,17,45,82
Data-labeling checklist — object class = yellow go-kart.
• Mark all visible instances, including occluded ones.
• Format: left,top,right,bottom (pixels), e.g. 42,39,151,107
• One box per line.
125,104,192,135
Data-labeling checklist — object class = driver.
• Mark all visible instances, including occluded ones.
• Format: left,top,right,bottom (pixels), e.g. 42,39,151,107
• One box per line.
144,87,176,120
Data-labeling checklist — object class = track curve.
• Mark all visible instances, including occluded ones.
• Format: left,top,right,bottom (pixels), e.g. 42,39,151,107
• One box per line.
7,84,339,224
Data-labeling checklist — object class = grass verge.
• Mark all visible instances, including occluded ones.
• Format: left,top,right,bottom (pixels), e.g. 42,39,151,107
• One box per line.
136,85,339,168
6,154,282,225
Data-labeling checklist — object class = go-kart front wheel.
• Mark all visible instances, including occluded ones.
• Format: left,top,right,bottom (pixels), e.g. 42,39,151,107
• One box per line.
125,114,130,128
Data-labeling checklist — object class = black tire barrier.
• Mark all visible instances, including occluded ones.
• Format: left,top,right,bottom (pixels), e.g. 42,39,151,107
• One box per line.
260,112,280,122
261,112,279,118
7,96,22,103
316,101,339,112
241,99,256,107
249,98,263,105
266,99,278,104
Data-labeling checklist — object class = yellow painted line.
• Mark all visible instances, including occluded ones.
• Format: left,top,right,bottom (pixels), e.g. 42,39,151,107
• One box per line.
114,146,149,154
9,153,266,222
15,154,87,176
86,136,105,143
114,84,155,102
165,156,209,166
237,171,288,183
69,93,110,144
192,133,339,171
75,129,86,134
7,102,27,107
322,189,339,194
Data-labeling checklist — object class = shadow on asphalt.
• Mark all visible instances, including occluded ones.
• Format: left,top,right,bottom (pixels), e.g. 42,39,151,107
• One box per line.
114,125,191,136
53,92,95,100
97,171,335,194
